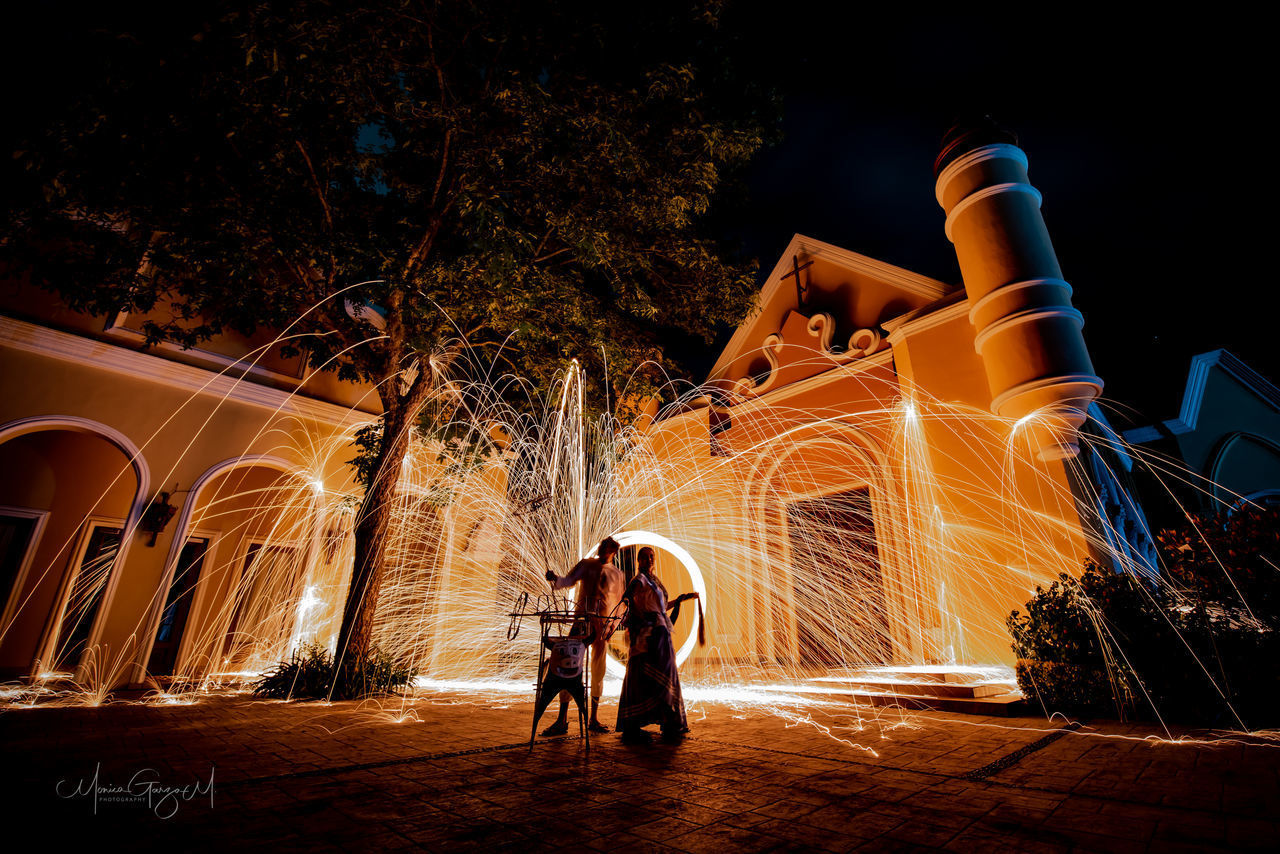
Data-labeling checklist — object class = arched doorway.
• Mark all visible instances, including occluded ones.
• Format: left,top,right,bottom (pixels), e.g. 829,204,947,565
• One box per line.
743,422,916,671
0,416,148,681
786,487,889,667
138,457,346,686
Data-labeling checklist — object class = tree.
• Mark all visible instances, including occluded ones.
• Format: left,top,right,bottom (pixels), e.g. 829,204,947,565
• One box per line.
3,1,773,692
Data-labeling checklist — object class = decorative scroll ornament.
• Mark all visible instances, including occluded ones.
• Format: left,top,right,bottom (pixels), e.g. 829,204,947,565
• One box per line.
733,311,887,397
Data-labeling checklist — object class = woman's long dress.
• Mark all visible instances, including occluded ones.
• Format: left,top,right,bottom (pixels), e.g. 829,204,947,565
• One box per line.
616,573,688,733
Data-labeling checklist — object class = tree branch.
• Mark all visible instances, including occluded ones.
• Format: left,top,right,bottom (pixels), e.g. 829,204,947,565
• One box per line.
294,140,334,232
533,225,556,257
428,127,453,211
383,288,405,377
403,186,459,281
533,247,572,264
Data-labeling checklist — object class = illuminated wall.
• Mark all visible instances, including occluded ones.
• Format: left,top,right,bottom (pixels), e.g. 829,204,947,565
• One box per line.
614,235,1095,672
0,310,368,691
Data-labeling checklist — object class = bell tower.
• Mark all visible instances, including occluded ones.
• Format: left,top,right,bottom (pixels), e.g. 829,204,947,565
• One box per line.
934,118,1103,461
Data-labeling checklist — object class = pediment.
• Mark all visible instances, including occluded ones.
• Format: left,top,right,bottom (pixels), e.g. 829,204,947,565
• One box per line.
726,309,889,397
709,234,953,395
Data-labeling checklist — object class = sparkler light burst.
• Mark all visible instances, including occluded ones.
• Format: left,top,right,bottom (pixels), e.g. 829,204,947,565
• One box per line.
2,339,1273,749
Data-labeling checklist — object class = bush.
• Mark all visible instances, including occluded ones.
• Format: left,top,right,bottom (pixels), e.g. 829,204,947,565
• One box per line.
1158,505,1280,625
253,642,417,701
1015,659,1115,716
1007,562,1155,718
1008,504,1280,726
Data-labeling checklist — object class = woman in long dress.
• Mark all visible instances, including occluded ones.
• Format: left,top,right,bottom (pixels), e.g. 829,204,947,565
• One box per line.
616,546,696,741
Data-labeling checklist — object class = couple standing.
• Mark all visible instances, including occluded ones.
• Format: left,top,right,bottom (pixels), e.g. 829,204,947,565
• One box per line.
543,536,695,742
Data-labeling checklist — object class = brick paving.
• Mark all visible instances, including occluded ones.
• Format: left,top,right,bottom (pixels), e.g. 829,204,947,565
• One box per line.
1,686,1277,852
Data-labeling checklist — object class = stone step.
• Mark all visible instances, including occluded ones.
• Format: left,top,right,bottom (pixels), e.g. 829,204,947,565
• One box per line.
813,665,1015,685
815,677,1013,699
802,665,1025,715
695,680,1027,717
836,688,1029,717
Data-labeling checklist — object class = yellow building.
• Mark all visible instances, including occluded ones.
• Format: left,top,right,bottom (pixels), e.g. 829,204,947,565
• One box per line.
0,124,1129,695
603,124,1116,679
0,286,375,691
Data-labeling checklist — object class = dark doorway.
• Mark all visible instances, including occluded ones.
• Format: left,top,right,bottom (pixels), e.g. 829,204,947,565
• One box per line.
52,523,122,672
786,489,890,668
0,513,38,620
147,537,209,677
222,542,299,668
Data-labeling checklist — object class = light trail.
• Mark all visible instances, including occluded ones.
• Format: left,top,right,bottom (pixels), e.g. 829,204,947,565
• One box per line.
0,328,1274,752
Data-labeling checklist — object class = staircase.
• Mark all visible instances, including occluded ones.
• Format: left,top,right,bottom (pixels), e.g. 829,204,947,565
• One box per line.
807,665,1027,716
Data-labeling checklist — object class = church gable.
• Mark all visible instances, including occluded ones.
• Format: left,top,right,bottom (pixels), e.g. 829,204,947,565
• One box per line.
727,308,889,397
709,234,953,396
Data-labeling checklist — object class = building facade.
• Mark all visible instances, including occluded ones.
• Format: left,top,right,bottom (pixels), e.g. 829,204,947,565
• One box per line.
0,127,1131,692
1123,349,1280,519
0,288,375,689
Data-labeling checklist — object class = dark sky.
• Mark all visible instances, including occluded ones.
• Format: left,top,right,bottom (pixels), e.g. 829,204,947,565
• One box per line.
3,7,1267,426
719,9,1272,427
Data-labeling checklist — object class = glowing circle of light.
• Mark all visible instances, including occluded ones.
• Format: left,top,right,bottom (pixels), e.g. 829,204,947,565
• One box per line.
593,530,707,680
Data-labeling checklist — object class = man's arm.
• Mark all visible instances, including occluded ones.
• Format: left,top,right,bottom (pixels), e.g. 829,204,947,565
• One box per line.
546,559,590,590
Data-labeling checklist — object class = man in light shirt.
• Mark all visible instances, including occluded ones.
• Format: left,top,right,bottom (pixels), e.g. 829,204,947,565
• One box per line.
542,536,626,735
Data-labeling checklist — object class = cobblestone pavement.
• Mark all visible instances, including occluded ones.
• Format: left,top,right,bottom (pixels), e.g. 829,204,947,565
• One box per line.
1,686,1277,852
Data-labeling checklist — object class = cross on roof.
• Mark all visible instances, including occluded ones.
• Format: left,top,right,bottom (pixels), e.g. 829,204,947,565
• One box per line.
781,254,814,307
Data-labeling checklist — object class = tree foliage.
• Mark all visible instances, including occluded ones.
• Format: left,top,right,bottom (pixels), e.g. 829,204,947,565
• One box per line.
3,1,776,692
1156,505,1280,626
4,0,772,412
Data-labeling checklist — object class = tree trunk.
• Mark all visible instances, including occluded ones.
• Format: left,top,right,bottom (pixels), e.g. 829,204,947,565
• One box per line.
333,402,415,694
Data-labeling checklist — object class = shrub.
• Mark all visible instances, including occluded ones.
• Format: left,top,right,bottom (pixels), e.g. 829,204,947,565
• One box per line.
1158,505,1280,626
1008,504,1280,726
253,642,417,701
1007,562,1155,718
1014,659,1116,716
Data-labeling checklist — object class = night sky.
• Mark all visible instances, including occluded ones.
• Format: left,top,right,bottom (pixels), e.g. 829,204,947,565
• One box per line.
4,8,1269,426
721,10,1273,427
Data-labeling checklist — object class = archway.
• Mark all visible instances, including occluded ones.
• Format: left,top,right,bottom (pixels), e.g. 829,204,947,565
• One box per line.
0,416,148,681
741,420,917,669
137,456,342,685
1209,432,1280,507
